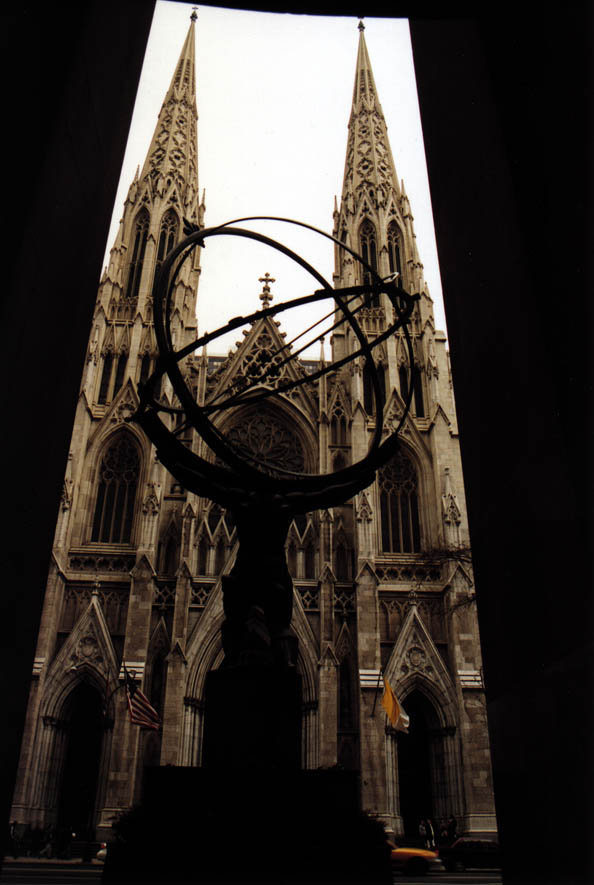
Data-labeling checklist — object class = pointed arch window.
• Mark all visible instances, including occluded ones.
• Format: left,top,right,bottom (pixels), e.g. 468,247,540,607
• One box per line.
125,211,149,302
287,540,297,578
359,219,378,295
304,542,316,579
91,434,140,543
338,657,355,730
153,211,178,289
363,361,386,416
98,353,113,405
335,543,350,581
214,536,227,574
162,534,179,575
379,450,421,553
197,533,209,576
413,368,425,417
139,353,152,387
330,404,349,446
339,228,348,274
399,364,425,418
387,222,404,287
112,352,128,397
148,649,167,718
399,364,409,402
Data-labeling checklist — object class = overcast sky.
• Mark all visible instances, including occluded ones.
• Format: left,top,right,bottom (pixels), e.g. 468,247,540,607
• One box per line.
103,1,447,357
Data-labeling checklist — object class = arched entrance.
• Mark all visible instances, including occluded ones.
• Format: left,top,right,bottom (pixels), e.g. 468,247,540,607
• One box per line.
57,682,104,839
397,690,441,840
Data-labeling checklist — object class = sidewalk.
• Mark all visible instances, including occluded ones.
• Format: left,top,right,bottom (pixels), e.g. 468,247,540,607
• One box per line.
2,856,103,865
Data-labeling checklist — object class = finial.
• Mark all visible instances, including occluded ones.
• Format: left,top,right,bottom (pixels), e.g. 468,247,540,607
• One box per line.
358,18,365,31
259,273,275,309
92,574,101,597
191,7,198,22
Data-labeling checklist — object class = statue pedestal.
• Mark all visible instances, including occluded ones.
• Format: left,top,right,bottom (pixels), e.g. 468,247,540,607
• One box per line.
103,766,391,885
202,665,302,771
102,667,391,884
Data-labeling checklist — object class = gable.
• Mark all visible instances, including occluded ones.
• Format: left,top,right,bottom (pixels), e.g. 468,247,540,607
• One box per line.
205,314,318,421
384,602,455,708
42,591,119,717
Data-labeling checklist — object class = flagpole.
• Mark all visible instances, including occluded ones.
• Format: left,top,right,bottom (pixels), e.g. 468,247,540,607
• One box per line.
371,667,383,717
102,656,129,719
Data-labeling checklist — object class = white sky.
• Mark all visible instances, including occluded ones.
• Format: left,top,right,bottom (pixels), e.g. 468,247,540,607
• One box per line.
102,1,447,358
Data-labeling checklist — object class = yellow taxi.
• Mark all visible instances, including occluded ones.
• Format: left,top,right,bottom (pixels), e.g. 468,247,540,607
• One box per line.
387,839,445,876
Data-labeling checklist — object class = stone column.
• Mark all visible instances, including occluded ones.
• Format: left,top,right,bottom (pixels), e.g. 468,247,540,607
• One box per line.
318,643,339,767
355,562,388,816
97,555,156,829
448,569,497,835
160,562,192,765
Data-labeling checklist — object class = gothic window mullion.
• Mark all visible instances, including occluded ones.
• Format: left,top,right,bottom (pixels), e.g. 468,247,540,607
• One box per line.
112,352,128,398
123,480,137,541
380,490,391,552
154,212,178,291
126,212,149,302
379,450,421,554
413,366,425,418
104,480,117,543
91,483,106,541
139,354,152,386
359,219,378,291
401,492,412,553
111,481,127,543
98,353,114,405
91,435,140,545
393,490,403,553
388,223,404,287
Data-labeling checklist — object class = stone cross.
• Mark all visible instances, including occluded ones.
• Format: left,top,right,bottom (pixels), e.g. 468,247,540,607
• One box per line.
259,273,275,309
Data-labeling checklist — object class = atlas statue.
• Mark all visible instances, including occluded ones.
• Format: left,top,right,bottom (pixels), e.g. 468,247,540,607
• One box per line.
131,216,417,669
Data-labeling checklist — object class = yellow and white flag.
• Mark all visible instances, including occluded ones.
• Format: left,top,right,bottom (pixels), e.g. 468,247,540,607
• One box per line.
381,678,410,733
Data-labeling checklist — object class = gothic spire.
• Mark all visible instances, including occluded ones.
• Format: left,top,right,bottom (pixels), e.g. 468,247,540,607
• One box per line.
339,23,401,227
138,14,199,214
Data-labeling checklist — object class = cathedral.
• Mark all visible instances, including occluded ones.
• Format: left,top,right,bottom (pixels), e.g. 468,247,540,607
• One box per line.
10,13,497,843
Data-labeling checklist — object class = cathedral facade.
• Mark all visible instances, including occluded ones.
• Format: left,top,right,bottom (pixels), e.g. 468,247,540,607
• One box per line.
10,16,497,842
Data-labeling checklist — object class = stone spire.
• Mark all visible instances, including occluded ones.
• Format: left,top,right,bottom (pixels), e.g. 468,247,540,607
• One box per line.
138,13,199,216
336,22,401,239
89,13,203,407
332,22,432,411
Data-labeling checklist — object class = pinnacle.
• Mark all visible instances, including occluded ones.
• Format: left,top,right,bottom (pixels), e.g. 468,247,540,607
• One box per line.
137,16,199,216
338,23,400,223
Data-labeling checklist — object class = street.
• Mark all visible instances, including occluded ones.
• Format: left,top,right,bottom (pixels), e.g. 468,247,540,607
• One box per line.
0,860,102,885
395,874,501,885
0,860,502,885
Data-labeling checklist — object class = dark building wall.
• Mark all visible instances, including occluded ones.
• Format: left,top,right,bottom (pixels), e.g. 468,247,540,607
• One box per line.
1,4,592,885
409,13,593,885
0,0,156,853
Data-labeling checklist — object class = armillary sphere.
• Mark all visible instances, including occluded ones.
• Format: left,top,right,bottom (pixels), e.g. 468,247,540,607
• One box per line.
131,216,418,517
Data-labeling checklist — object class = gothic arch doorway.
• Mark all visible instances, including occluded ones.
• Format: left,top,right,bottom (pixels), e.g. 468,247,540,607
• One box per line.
56,682,104,839
397,690,442,840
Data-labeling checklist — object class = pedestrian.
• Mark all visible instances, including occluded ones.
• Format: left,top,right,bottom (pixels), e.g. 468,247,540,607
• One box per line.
22,824,32,857
418,819,426,847
8,820,18,859
31,826,43,858
447,814,457,843
39,826,54,859
425,818,436,849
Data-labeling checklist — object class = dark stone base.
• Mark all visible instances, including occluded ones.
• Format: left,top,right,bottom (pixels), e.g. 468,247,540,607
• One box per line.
102,767,391,885
202,665,302,771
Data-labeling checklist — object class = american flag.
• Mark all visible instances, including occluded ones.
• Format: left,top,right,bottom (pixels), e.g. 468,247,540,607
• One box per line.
124,665,161,731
